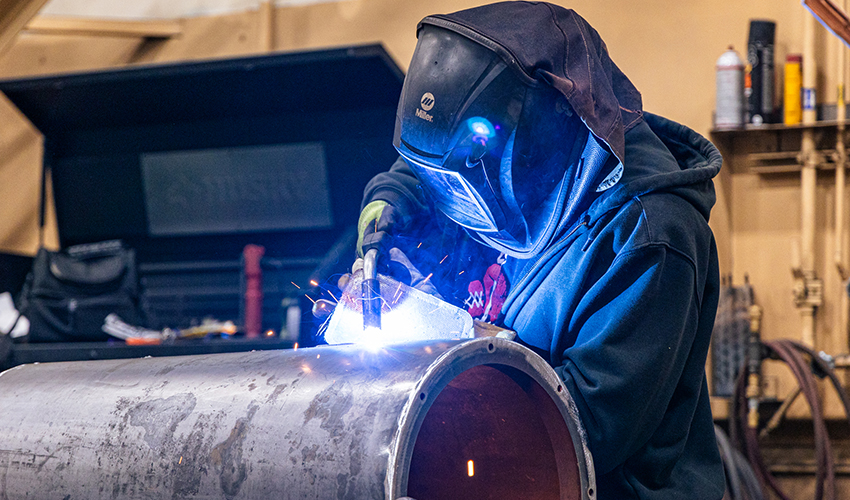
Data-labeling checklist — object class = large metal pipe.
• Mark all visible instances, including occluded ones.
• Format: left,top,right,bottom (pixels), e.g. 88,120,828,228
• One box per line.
0,338,594,500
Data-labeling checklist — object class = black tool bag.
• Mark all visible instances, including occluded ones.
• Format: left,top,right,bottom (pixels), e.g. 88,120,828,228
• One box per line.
19,241,141,342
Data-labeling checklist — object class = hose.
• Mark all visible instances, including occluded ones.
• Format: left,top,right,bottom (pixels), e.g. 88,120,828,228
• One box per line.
730,339,850,500
715,424,765,500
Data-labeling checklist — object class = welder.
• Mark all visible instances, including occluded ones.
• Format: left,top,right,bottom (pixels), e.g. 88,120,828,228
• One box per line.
353,2,724,499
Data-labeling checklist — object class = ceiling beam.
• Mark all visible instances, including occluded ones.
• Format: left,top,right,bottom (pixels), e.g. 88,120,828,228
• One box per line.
24,16,182,39
0,0,50,56
804,0,850,46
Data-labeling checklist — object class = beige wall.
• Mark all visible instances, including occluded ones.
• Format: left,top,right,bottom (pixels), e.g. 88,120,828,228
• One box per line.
0,1,847,402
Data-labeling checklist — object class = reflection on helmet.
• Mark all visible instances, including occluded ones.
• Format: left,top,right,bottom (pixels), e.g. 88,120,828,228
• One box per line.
394,24,615,258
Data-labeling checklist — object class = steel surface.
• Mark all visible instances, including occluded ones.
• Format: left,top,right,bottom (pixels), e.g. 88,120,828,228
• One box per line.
0,338,594,499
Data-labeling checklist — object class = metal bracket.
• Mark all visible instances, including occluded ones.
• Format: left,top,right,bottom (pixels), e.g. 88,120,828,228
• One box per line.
792,270,824,308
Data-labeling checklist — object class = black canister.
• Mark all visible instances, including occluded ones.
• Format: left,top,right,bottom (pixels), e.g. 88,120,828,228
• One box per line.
747,20,776,125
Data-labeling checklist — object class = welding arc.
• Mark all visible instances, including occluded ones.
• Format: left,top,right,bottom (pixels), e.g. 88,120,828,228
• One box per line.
730,339,850,500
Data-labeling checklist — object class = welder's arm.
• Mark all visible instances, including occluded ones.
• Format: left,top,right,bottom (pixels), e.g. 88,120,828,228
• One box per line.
553,245,708,476
357,157,432,257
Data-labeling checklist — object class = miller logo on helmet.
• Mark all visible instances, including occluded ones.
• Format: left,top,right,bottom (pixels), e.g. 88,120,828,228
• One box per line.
416,92,435,122
420,92,435,110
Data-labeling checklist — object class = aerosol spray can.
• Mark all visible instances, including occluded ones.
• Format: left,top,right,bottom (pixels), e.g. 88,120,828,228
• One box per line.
715,46,745,129
747,20,776,125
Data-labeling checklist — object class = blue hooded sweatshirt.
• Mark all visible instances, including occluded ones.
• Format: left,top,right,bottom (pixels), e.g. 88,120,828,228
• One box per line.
361,3,725,498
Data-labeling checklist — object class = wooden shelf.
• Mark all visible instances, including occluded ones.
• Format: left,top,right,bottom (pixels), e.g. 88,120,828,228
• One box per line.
710,121,850,174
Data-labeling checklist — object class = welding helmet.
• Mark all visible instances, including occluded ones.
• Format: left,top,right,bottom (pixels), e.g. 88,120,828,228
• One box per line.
394,24,618,258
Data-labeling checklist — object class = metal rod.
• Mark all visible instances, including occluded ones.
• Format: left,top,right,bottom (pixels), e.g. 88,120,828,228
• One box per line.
362,247,381,330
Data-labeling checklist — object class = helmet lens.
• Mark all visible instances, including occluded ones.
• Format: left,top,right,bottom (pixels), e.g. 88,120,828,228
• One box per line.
400,154,500,233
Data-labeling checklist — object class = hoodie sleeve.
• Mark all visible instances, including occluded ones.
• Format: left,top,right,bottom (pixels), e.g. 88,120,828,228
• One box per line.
553,242,705,476
361,156,432,220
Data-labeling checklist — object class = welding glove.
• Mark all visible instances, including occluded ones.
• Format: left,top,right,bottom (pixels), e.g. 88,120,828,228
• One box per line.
356,200,408,258
314,245,443,321
339,248,442,299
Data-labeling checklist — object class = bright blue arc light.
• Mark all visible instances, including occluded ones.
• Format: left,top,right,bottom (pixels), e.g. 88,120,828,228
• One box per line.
466,117,495,140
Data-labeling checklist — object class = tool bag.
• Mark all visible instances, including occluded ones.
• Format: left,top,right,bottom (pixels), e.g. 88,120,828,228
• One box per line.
18,241,141,342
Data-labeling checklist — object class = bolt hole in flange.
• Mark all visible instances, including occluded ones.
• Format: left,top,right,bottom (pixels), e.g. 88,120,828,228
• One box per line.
406,364,583,499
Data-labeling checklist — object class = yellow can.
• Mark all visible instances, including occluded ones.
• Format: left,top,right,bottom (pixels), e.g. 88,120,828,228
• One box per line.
784,54,802,125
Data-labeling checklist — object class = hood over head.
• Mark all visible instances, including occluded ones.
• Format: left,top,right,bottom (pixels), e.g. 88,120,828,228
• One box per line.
395,2,693,259
421,1,643,165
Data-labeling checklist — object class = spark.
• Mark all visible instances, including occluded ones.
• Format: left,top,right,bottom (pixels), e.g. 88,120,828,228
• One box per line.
293,342,299,350
467,460,475,477
327,290,338,302
309,280,319,287
304,294,316,304
265,330,275,337
423,273,433,283
392,282,404,303
417,242,423,249
458,270,465,276
439,255,448,264
179,456,183,465
291,281,301,289
317,354,321,358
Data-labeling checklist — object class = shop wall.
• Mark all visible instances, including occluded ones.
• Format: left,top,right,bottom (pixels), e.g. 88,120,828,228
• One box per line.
0,0,846,396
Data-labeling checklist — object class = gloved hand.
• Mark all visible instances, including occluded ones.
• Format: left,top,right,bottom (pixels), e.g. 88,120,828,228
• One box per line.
356,200,409,258
314,246,442,320
341,248,441,298
384,247,443,299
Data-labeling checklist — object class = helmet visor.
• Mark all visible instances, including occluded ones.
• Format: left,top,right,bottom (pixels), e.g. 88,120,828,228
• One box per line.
399,152,501,233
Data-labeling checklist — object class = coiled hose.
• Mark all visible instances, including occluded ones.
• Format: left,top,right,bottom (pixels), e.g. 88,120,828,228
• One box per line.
730,338,850,500
715,424,765,500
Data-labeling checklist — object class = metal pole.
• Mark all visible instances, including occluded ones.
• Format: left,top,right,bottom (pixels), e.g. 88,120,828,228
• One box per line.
800,12,821,347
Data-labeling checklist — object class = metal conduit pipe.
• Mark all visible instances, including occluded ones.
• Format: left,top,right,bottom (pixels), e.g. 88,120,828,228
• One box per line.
836,28,847,280
0,338,594,500
835,9,850,353
799,11,822,347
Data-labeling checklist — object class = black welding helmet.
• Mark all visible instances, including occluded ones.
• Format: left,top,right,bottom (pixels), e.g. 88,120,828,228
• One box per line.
394,24,620,258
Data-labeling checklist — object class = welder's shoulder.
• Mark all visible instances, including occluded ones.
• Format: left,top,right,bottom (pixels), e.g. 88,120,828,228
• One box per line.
628,191,714,261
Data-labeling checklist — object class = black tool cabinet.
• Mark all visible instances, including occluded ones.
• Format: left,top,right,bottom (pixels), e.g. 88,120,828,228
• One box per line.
0,44,404,362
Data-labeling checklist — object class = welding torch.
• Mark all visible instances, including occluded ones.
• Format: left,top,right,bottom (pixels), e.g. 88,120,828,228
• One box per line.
362,248,382,330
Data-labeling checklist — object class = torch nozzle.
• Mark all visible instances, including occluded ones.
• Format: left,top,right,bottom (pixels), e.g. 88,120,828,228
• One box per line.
362,248,381,330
